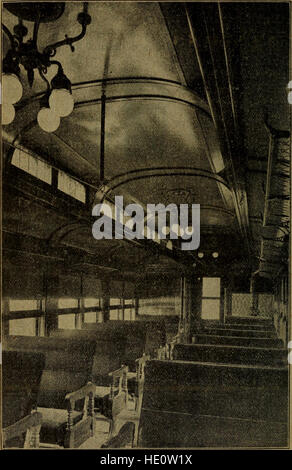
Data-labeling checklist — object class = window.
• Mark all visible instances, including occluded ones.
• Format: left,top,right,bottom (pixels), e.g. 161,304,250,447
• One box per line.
9,318,36,336
138,298,156,316
58,298,78,329
201,277,221,320
58,314,76,329
58,171,86,203
124,308,133,321
110,298,121,320
109,310,118,320
202,278,220,298
84,298,100,323
84,312,97,323
9,299,43,336
9,299,38,311
11,148,52,184
58,298,78,308
124,299,134,321
84,298,100,308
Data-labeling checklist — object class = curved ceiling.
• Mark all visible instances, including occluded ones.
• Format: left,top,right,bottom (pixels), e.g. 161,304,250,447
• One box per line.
3,2,237,250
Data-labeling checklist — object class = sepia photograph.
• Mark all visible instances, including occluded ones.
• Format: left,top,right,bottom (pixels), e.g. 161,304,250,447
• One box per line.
1,0,291,451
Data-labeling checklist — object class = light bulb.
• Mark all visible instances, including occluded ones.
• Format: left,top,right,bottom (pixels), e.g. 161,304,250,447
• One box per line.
198,252,204,258
171,224,180,236
171,224,185,236
2,103,15,125
49,88,74,117
161,226,170,236
37,107,60,133
185,226,194,236
2,73,23,104
212,252,219,258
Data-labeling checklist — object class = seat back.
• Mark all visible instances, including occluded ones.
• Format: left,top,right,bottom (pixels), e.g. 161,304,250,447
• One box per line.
220,323,275,331
2,350,45,428
4,336,96,409
82,320,166,369
50,328,126,385
136,315,179,342
225,316,273,326
193,334,284,349
200,327,276,338
173,343,287,367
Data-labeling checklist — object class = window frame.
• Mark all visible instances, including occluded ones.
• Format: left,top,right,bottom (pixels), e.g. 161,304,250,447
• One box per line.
201,277,221,321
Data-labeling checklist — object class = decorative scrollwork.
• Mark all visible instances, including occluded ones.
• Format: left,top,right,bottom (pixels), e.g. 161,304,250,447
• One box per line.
2,2,91,89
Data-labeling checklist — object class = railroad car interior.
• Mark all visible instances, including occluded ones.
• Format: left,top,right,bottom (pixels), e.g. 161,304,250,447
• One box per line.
1,1,290,449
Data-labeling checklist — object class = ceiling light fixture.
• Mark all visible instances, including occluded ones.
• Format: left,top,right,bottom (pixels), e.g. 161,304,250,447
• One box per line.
2,2,91,131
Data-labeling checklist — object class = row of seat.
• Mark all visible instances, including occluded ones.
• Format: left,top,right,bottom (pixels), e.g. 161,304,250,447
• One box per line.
137,316,288,448
3,319,168,448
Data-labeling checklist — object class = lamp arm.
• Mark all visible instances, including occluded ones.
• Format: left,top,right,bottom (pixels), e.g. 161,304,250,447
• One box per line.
42,3,91,58
48,60,63,72
2,23,17,49
43,24,88,57
38,68,51,94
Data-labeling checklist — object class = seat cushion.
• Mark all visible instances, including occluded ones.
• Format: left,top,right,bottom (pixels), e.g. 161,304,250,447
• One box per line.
95,387,111,418
95,388,127,420
38,407,82,446
95,385,111,398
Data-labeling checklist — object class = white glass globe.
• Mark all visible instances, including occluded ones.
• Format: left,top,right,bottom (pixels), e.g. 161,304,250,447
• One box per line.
2,103,15,125
2,73,23,104
185,226,194,236
49,88,74,117
171,224,180,236
37,107,60,133
161,226,170,236
171,224,185,237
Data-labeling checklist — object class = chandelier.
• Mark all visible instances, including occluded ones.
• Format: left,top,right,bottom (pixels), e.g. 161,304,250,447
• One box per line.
2,2,91,132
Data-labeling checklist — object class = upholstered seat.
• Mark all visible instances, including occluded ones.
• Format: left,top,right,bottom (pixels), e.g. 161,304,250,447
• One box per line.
4,336,97,448
38,407,83,446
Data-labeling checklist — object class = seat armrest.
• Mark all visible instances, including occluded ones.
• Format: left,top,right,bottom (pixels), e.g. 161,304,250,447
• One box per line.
135,354,150,380
65,382,96,404
108,365,128,399
65,382,95,433
109,364,129,378
3,411,42,445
